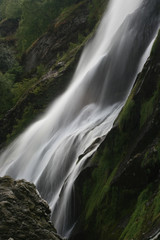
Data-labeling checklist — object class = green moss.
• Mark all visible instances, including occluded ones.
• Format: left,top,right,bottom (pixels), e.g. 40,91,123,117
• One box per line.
140,80,160,128
118,182,160,240
153,186,160,222
84,130,128,221
77,29,160,240
140,95,155,128
118,98,135,131
151,30,160,57
80,126,160,240
141,145,160,169
120,188,151,240
85,166,118,219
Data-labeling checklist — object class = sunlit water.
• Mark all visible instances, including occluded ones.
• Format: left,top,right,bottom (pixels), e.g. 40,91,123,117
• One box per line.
0,0,160,238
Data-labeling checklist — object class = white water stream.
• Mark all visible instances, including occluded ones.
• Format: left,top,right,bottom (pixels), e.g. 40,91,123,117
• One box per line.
0,0,159,238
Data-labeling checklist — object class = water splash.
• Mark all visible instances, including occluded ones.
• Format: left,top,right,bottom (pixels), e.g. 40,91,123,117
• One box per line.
0,0,159,238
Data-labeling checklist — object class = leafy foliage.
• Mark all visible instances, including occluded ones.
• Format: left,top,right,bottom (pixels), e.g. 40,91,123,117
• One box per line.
0,0,80,53
0,0,23,19
16,0,79,53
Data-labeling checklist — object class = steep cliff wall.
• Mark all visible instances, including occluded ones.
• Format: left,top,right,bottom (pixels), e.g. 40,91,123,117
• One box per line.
71,30,160,240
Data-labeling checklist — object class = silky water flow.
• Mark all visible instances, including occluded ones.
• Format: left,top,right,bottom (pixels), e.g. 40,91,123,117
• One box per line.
0,0,160,238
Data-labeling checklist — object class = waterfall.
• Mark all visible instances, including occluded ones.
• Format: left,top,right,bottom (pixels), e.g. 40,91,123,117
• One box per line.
0,0,159,238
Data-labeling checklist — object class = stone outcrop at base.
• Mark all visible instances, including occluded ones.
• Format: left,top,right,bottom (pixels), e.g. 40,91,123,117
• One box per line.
0,176,61,240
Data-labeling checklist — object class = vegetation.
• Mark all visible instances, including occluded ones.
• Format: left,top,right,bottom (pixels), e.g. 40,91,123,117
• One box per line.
0,0,109,145
140,79,160,128
0,0,23,19
0,1,160,239
74,30,160,240
0,0,83,53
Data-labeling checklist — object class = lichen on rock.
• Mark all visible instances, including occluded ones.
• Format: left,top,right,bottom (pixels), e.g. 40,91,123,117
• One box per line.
0,176,61,240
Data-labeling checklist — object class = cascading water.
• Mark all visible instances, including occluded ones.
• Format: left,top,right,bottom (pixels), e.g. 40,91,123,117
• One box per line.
0,0,160,238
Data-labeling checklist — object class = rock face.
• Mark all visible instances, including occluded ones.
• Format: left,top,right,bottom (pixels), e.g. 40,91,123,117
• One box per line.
70,30,160,240
0,176,61,240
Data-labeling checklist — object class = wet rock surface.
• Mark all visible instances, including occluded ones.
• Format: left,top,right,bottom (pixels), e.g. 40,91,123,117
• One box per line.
0,176,61,240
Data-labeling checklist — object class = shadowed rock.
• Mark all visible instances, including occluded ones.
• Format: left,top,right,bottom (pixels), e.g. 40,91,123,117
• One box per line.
0,176,62,240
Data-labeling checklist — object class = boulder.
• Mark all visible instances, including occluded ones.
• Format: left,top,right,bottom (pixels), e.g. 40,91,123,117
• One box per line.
0,176,61,240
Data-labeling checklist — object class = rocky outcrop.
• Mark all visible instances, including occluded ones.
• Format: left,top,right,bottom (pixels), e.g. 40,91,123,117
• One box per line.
0,176,61,240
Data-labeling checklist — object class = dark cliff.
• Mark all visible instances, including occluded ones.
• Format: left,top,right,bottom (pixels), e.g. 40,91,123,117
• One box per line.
71,30,160,240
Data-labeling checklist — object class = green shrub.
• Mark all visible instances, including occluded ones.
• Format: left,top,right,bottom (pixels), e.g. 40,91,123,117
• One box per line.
0,0,23,19
16,0,80,53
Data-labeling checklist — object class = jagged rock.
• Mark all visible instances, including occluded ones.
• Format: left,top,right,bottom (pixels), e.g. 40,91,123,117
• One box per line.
0,176,61,240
